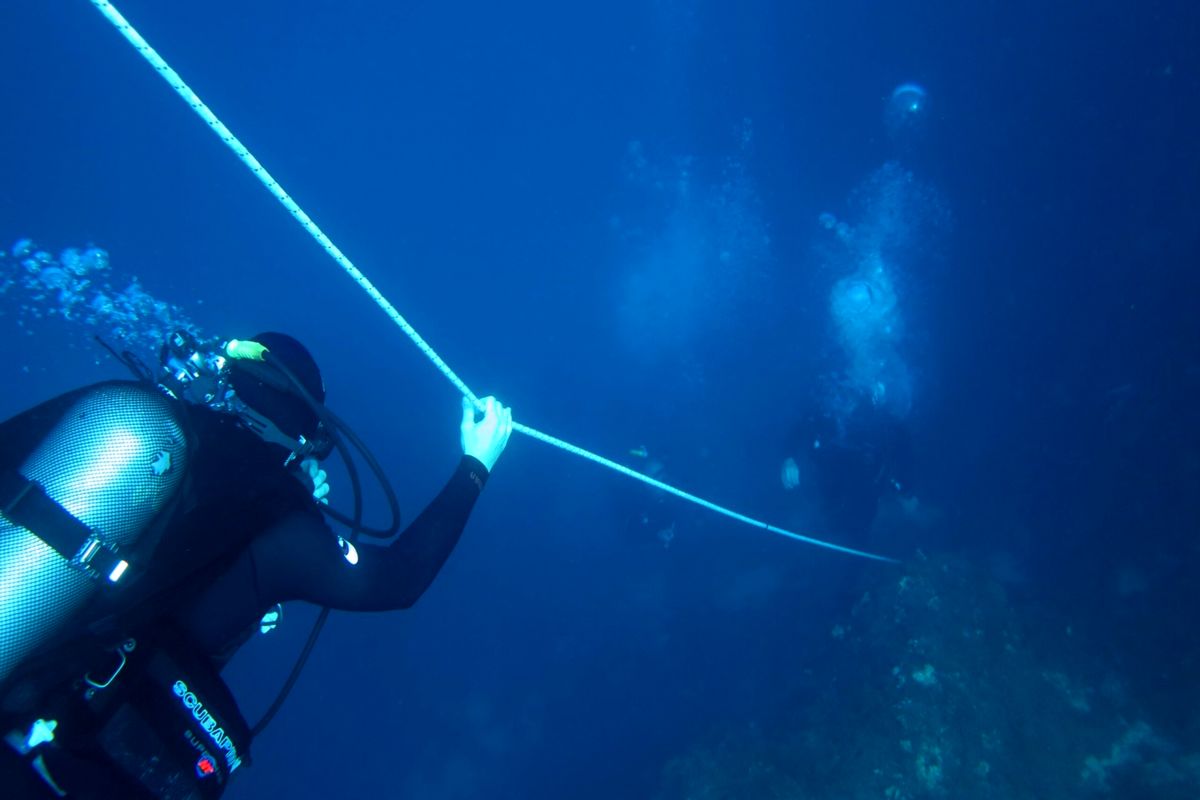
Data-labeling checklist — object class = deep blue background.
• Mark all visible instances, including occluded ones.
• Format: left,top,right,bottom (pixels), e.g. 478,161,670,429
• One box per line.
2,1,1198,797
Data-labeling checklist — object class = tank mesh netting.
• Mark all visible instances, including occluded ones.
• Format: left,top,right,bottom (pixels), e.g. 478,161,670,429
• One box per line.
0,384,188,682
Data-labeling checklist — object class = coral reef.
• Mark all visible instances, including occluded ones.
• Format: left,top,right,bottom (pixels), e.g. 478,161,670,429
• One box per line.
658,555,1200,799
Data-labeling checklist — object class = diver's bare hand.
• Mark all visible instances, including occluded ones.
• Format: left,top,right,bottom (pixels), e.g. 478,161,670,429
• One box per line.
460,396,513,472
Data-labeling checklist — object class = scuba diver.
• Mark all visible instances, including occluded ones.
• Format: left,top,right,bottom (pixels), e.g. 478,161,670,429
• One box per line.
779,390,914,547
0,331,512,798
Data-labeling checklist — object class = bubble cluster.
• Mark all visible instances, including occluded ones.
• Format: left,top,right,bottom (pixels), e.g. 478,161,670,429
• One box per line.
817,211,853,244
846,162,951,262
1,238,200,359
815,161,946,420
614,120,772,362
828,253,910,416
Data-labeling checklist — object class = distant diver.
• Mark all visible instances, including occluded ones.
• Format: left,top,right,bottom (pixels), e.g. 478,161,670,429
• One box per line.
780,392,914,545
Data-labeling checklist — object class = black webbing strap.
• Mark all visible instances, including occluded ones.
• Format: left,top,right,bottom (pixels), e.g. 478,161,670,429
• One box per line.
0,470,128,583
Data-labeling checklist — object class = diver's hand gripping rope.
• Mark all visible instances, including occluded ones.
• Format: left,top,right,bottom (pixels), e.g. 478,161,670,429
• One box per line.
88,0,897,564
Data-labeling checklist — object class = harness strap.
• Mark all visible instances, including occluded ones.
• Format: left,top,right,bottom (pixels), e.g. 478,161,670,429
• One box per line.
0,471,131,583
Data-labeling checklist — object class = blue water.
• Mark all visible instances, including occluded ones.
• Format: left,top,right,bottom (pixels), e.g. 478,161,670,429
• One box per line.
2,0,1198,797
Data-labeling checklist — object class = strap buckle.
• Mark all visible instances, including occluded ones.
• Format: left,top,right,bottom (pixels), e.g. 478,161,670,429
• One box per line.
72,534,130,583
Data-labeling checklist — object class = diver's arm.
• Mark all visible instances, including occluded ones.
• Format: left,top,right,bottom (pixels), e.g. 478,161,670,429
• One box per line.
253,397,512,611
358,454,489,608
251,455,488,610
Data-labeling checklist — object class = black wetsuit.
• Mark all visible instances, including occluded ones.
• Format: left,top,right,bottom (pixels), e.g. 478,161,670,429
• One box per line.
0,382,488,798
174,404,487,662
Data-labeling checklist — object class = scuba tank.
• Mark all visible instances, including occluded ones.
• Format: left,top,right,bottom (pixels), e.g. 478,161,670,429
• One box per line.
0,382,189,685
2,329,399,742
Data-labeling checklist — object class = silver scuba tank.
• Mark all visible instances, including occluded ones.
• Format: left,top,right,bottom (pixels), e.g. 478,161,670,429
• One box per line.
0,383,188,683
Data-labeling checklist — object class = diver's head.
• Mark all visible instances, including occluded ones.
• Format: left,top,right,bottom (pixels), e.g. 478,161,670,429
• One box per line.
222,331,401,541
227,332,328,457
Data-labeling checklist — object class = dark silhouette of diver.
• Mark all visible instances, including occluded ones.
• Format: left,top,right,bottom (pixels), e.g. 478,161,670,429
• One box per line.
0,332,512,798
780,392,914,546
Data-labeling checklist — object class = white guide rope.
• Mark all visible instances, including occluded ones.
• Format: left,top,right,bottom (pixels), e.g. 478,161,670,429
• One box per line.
88,0,897,563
